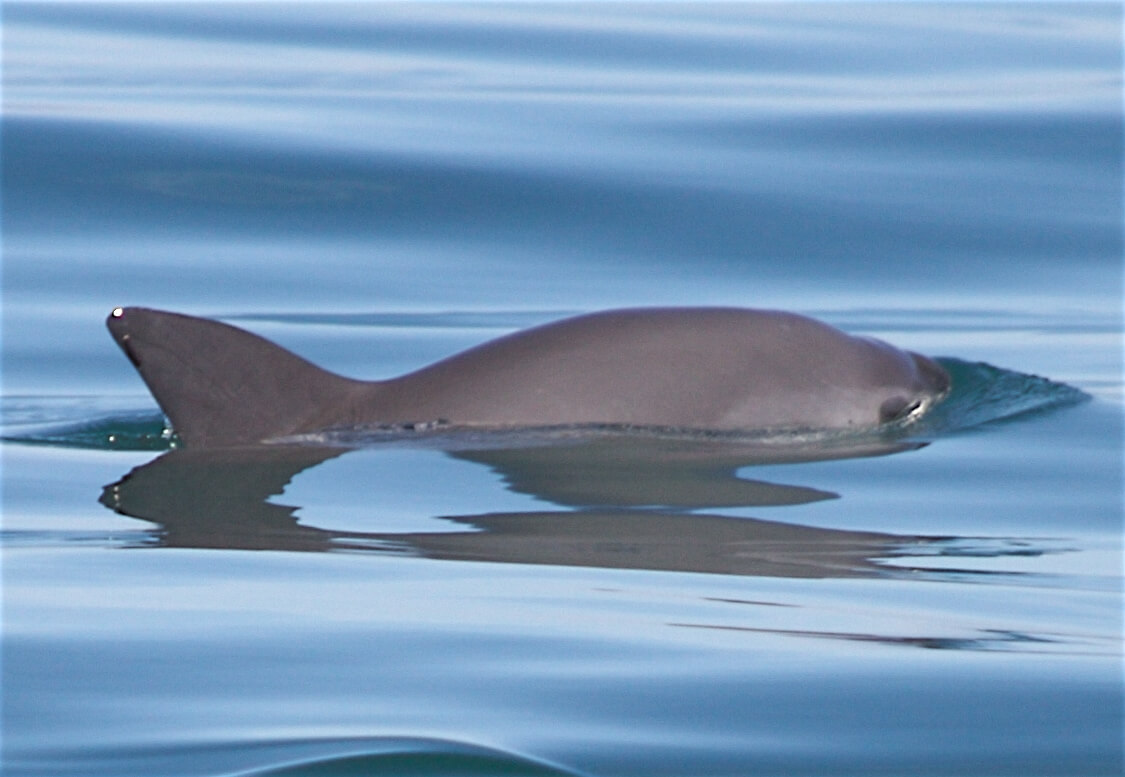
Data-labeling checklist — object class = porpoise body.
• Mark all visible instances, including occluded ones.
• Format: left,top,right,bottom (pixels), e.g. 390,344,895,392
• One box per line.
107,307,950,448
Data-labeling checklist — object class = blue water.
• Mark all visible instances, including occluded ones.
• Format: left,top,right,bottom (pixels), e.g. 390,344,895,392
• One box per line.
2,4,1122,776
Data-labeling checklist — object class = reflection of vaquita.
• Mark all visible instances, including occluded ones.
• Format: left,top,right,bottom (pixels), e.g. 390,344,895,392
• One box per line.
100,440,907,578
98,427,1067,581
65,304,1089,579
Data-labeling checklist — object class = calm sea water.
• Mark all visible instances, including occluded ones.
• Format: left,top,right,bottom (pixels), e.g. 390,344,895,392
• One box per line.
3,4,1123,777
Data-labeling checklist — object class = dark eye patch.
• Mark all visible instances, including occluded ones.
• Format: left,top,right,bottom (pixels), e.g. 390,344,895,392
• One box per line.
880,395,923,423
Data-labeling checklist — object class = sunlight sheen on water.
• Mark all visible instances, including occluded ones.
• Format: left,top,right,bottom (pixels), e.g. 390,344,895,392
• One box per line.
2,4,1121,777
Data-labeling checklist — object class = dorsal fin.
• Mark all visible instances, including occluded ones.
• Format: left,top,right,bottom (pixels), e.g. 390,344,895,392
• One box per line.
107,307,368,448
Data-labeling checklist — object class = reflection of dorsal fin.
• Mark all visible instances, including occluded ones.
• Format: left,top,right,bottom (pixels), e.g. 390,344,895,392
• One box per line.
106,307,373,448
100,446,346,550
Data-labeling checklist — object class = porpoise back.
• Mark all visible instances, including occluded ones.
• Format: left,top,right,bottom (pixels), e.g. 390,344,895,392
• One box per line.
107,307,950,448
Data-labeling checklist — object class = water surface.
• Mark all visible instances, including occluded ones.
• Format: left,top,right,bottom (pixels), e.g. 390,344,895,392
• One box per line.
3,4,1122,776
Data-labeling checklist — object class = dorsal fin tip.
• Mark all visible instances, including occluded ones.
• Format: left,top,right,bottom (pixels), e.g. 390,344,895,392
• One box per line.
106,307,364,448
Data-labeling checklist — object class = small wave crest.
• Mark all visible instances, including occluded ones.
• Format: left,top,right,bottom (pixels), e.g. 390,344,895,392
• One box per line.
32,737,584,777
918,358,1089,434
2,410,179,451
221,739,582,777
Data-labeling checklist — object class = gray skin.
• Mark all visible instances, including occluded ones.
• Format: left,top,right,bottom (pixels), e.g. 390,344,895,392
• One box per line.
106,306,950,449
